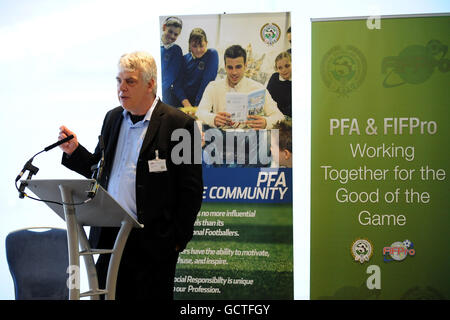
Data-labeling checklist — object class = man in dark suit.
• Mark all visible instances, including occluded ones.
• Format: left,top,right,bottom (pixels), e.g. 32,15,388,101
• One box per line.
58,51,203,300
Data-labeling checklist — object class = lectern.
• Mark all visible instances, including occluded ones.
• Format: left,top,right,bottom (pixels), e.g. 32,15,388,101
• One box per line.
23,179,143,300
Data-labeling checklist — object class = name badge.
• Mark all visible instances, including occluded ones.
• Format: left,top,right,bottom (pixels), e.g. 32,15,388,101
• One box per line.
148,150,167,172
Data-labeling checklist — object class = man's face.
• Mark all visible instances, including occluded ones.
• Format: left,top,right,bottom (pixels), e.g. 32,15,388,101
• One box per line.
116,69,152,115
225,56,246,88
162,25,181,45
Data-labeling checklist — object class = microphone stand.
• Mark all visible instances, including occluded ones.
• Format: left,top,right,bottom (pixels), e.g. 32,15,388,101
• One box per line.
16,153,42,198
15,135,74,199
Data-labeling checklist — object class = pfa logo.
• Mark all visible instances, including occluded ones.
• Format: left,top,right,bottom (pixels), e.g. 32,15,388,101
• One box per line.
351,238,373,264
260,23,281,46
383,239,415,262
320,45,367,97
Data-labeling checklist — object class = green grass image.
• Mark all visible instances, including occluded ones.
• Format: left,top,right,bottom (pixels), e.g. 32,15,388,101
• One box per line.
174,202,293,300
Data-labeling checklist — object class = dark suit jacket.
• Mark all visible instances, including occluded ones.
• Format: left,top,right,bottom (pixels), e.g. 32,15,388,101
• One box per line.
62,100,203,257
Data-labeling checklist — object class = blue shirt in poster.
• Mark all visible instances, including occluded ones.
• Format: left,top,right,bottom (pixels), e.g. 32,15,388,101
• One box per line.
160,44,183,107
175,48,219,106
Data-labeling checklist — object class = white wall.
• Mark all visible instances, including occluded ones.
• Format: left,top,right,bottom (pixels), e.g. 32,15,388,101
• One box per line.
0,0,448,300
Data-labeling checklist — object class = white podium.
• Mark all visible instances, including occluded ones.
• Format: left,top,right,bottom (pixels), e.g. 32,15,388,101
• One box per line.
23,179,143,300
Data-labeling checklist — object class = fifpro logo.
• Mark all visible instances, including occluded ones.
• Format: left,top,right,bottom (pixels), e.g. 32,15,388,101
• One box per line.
383,239,415,262
382,40,449,88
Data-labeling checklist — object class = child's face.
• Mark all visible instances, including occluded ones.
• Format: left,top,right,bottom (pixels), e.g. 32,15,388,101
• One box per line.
162,25,181,45
276,58,292,80
190,40,207,59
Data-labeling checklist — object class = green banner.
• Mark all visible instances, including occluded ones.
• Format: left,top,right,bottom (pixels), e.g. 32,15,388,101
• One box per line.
311,15,449,300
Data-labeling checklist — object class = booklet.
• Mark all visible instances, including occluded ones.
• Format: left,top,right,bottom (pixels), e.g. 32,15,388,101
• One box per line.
226,88,265,123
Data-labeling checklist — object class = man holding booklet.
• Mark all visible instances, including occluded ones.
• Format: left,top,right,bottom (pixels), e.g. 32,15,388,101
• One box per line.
197,45,284,129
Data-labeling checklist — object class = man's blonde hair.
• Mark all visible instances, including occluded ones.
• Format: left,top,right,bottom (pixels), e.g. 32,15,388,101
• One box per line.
118,51,157,95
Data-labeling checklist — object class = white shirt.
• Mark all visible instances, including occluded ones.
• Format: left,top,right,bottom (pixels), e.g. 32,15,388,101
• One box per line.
197,77,284,129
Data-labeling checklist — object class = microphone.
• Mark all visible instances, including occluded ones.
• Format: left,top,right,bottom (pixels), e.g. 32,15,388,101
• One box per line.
16,134,74,198
87,135,105,199
16,134,74,183
96,135,105,182
44,134,74,152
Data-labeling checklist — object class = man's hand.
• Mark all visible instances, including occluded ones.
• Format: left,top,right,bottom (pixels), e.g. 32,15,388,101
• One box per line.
58,125,79,155
214,112,232,127
246,115,267,129
181,99,193,108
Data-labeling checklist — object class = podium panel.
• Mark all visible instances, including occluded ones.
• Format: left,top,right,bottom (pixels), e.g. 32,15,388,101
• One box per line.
23,179,143,300
24,179,142,228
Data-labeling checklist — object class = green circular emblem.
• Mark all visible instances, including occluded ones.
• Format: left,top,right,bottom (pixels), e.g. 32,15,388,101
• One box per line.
260,23,281,46
382,40,449,88
321,45,367,96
